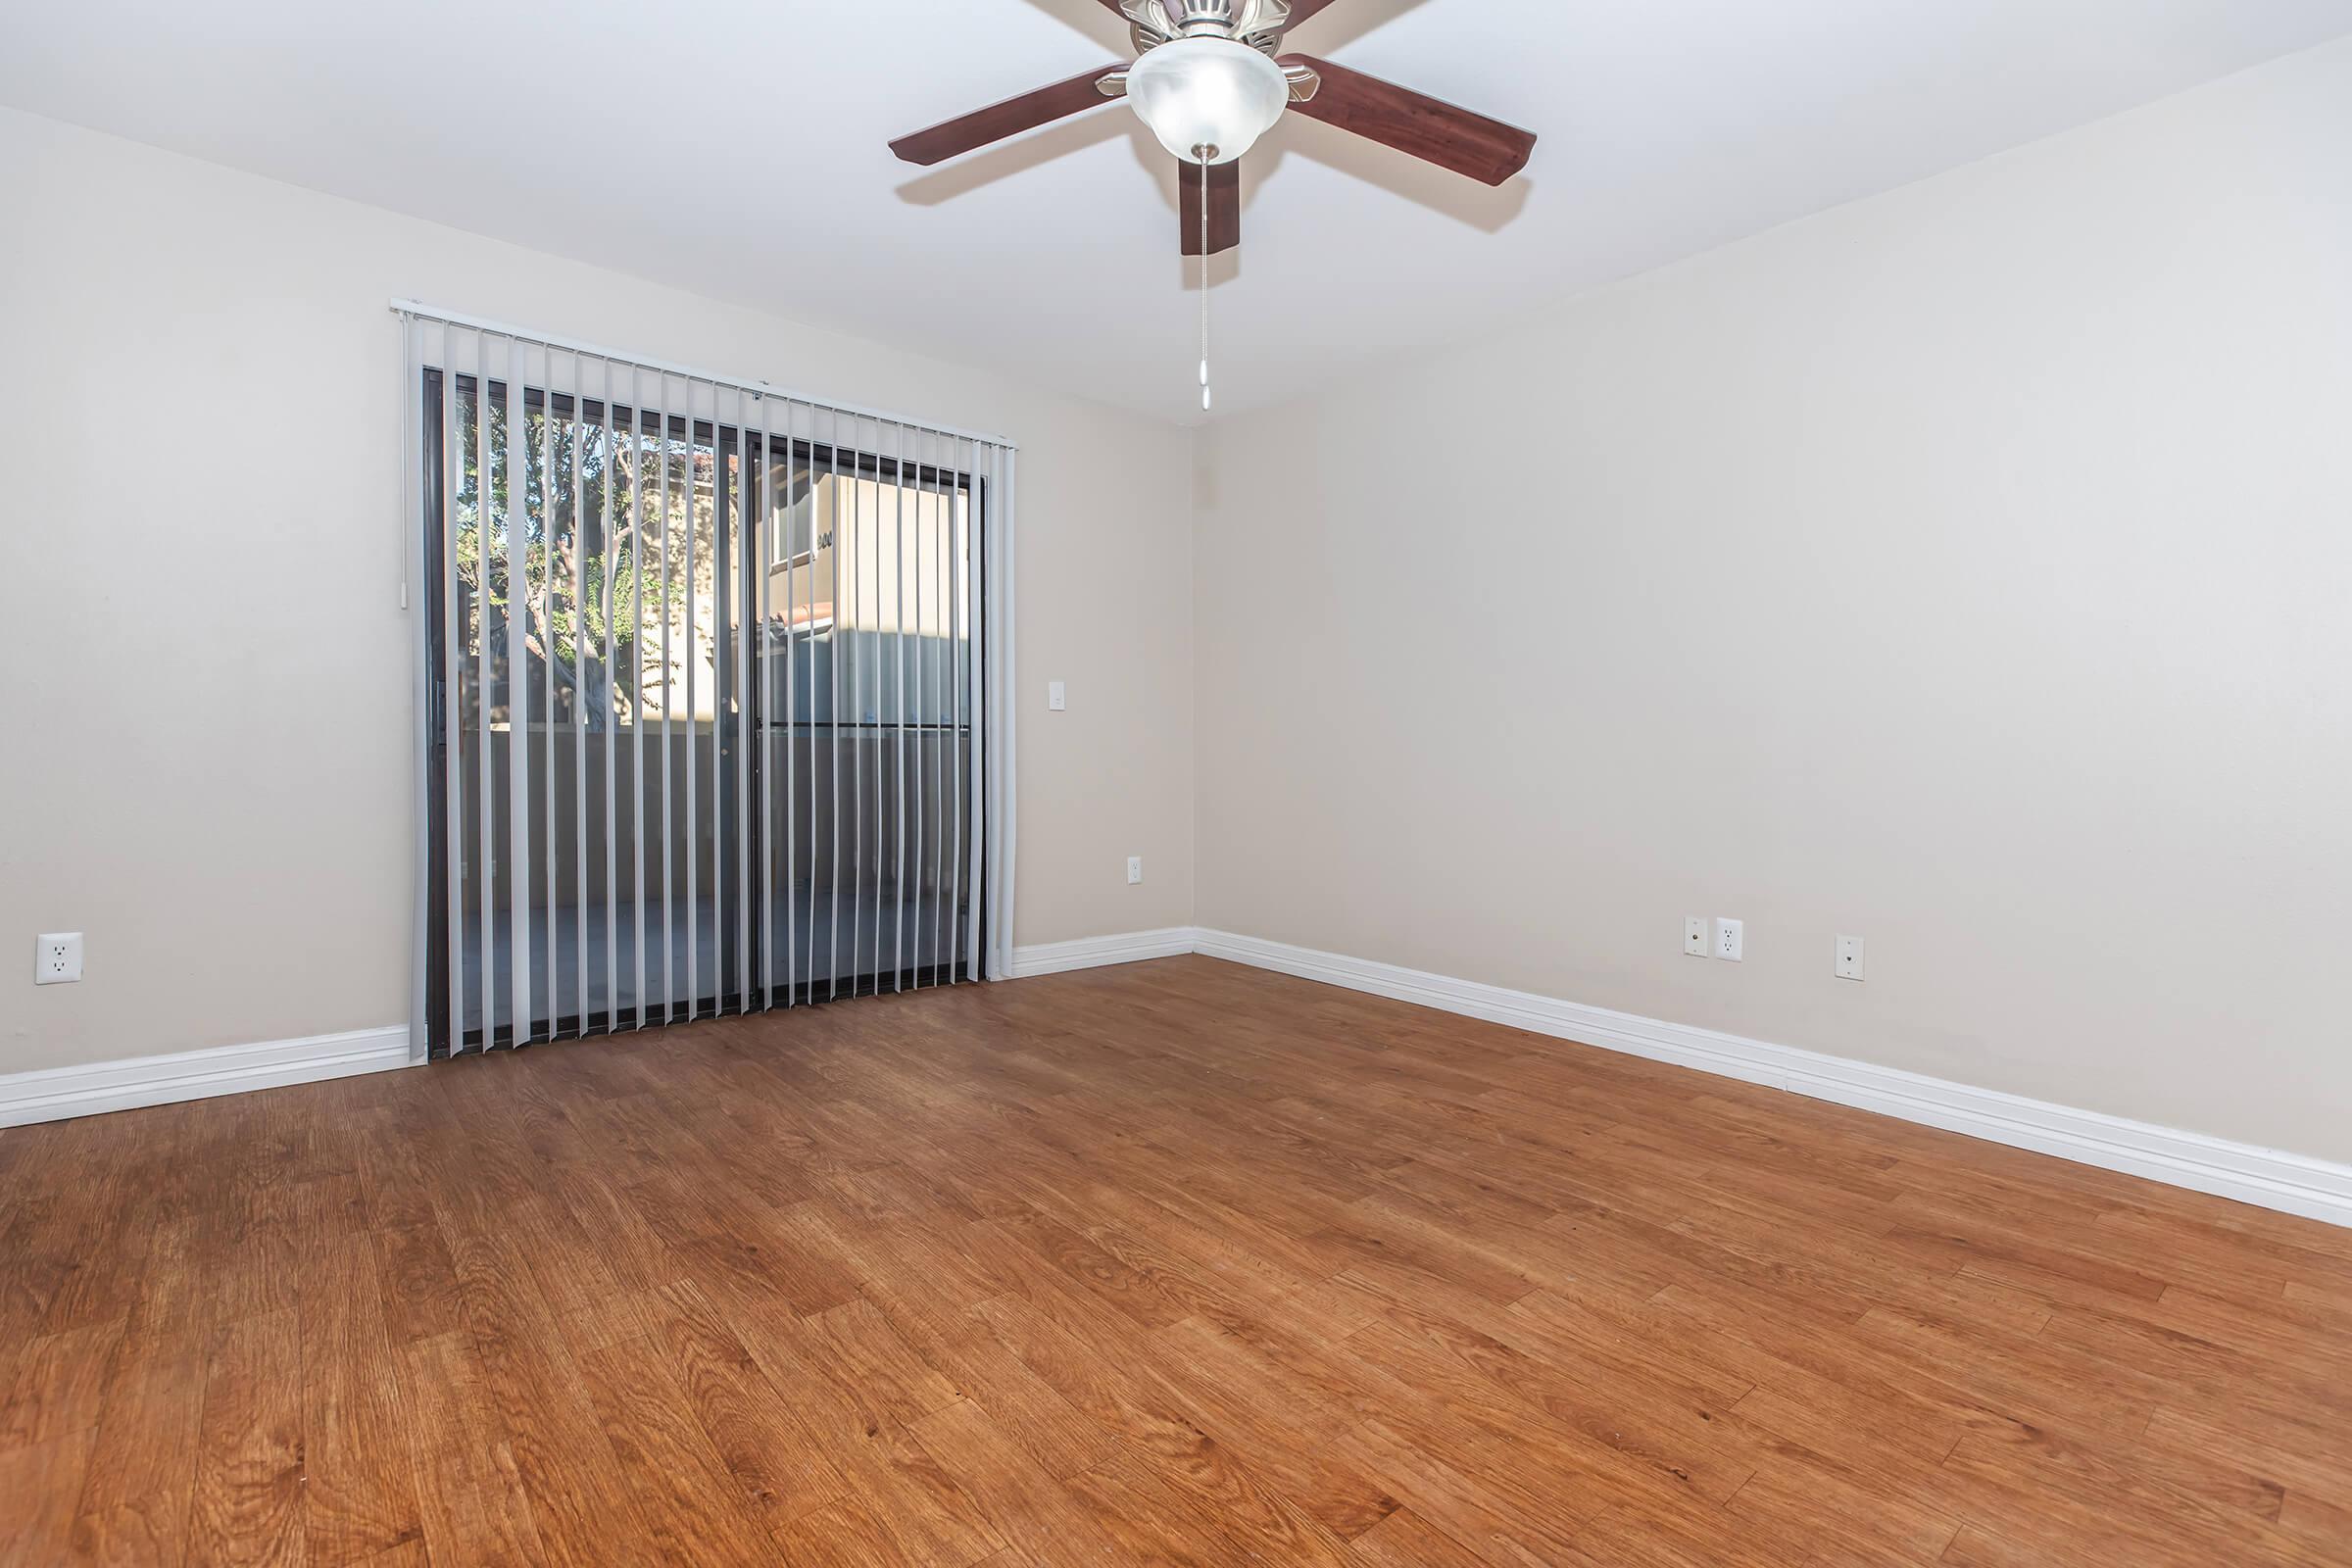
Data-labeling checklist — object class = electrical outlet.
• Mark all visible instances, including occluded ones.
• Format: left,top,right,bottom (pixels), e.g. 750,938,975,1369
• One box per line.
1836,934,1865,981
1684,916,1707,956
35,933,83,985
1713,918,1743,962
1126,856,1143,886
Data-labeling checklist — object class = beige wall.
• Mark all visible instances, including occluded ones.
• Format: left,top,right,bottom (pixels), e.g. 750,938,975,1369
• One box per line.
1194,41,2352,1161
0,106,1194,1075
9,39,2348,1166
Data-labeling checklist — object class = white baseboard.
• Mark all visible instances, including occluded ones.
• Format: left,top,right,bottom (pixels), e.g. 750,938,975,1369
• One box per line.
1007,927,1201,979
0,1026,414,1129
1011,924,2352,1230
17,932,2346,1231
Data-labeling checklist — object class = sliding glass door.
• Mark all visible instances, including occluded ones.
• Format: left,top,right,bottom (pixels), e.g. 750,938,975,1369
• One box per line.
412,330,998,1058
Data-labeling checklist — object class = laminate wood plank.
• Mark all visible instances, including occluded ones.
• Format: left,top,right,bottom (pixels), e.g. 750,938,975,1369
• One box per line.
187,1310,305,1568
966,1288,1358,1560
984,1206,1195,1331
1167,1299,1405,1444
0,1181,81,1348
117,1217,218,1373
340,1544,423,1568
786,1297,967,1438
1936,1416,2344,1567
1500,1283,1758,1413
2282,1276,2352,1314
1060,1447,1346,1568
1936,1521,2046,1566
0,1425,98,1568
2118,1413,2295,1536
1371,1155,1564,1233
35,1139,160,1338
71,1343,204,1565
368,1223,464,1348
1307,1199,1542,1307
2092,1181,2352,1269
906,1396,1150,1566
295,1234,422,1566
1721,1453,1962,1565
1348,1506,1491,1568
1327,1415,1592,1564
5,956,2351,1565
1140,1387,1402,1544
1336,1269,1761,1505
906,1324,1117,1484
760,1422,1004,1568
1115,1438,1362,1566
345,1114,434,1241
1560,1499,1784,1568
1333,1318,1699,1527
2064,1201,2348,1306
795,1222,1086,1494
1088,1293,1404,1543
1060,1174,1340,1314
442,1231,658,1568
395,1331,547,1568
2036,1297,2348,1432
1903,1267,2060,1340
634,1280,850,1523
1659,1274,2125,1446
1548,1203,1876,1327
2279,1488,2352,1560
1850,1303,2162,1438
820,1162,988,1231
1876,1218,2171,1308
2143,1282,2352,1382
2139,1404,2352,1515
198,1169,305,1331
491,1197,632,1329
0,1316,123,1453
571,1330,776,1567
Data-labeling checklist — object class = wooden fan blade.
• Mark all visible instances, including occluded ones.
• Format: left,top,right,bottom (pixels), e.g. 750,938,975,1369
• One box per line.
889,67,1124,166
1179,160,1241,257
1277,55,1535,185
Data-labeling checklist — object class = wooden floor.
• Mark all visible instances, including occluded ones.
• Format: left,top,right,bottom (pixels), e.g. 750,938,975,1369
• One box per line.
4,957,2350,1566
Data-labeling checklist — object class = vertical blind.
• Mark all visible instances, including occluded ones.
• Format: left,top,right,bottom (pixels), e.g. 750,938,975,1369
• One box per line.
398,306,1016,1057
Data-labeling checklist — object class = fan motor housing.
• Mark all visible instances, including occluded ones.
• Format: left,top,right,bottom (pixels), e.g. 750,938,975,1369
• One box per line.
1125,0,1293,49
1172,0,1238,29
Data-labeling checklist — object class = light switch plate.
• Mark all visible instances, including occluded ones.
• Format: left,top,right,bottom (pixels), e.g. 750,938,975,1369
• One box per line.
35,933,83,985
1048,680,1066,711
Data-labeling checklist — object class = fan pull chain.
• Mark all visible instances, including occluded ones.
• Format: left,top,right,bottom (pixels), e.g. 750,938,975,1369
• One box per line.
1199,149,1212,413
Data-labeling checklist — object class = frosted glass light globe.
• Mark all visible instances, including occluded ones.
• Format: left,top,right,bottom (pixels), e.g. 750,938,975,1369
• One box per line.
1125,37,1289,165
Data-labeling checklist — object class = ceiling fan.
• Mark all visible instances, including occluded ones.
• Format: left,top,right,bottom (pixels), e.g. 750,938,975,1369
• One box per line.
888,0,1538,259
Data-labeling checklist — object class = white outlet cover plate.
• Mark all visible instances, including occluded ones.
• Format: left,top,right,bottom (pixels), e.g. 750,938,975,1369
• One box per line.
1126,857,1143,885
36,932,84,984
1713,917,1743,961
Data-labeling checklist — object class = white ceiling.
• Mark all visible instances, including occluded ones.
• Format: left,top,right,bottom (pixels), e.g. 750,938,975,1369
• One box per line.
5,0,2346,423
